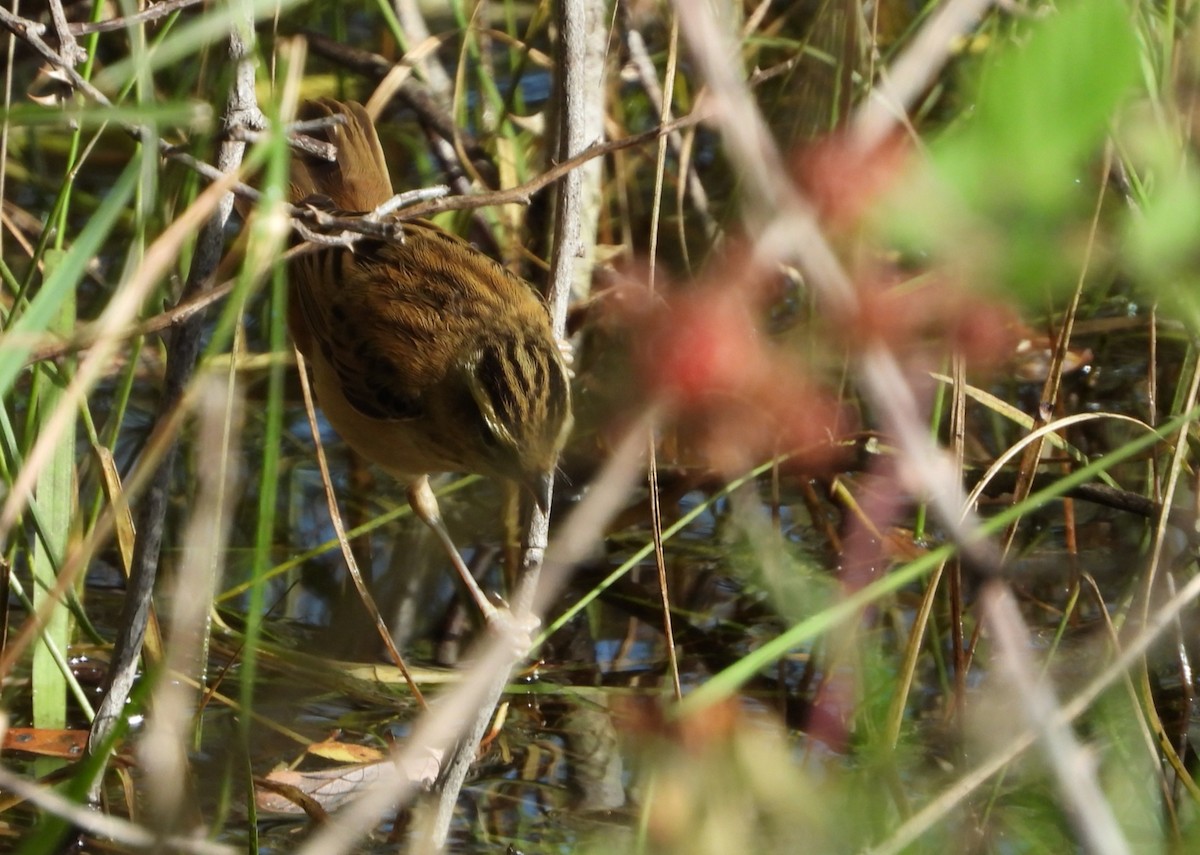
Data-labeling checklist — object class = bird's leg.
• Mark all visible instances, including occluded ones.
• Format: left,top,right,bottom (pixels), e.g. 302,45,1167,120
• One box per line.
406,475,500,624
407,476,540,654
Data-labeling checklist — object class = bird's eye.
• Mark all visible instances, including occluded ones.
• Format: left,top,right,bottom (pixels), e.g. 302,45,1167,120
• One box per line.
476,417,502,450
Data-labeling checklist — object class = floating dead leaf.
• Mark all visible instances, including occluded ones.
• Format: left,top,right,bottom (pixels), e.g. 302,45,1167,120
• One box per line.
881,527,929,563
306,738,386,764
257,764,387,816
3,727,87,759
1011,337,1094,382
255,749,442,816
253,775,330,823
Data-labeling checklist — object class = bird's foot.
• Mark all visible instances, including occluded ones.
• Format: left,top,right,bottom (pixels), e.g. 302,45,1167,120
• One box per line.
481,597,540,659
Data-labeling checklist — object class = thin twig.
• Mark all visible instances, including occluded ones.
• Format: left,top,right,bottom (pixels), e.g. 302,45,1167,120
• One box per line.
67,0,206,35
47,0,86,65
302,30,490,173
631,0,683,701
0,8,108,103
619,0,715,241
295,348,430,711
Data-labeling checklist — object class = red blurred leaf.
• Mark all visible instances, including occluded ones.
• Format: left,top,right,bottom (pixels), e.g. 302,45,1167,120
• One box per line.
793,131,910,230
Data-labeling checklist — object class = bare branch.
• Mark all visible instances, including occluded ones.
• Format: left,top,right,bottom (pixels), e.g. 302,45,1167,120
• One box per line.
47,0,86,65
68,0,206,36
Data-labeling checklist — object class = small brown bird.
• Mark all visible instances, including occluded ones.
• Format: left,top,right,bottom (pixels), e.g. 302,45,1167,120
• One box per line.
288,99,572,619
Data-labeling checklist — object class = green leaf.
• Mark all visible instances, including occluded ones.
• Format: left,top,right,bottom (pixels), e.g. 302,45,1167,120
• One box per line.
1127,168,1200,274
894,0,1141,300
939,0,1139,214
1125,165,1200,330
31,249,79,761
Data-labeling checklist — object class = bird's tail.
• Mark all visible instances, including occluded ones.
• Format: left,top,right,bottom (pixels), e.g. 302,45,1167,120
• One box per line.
290,99,393,212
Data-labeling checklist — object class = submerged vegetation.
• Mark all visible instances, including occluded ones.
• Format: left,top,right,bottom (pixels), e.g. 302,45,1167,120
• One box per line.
2,0,1200,852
